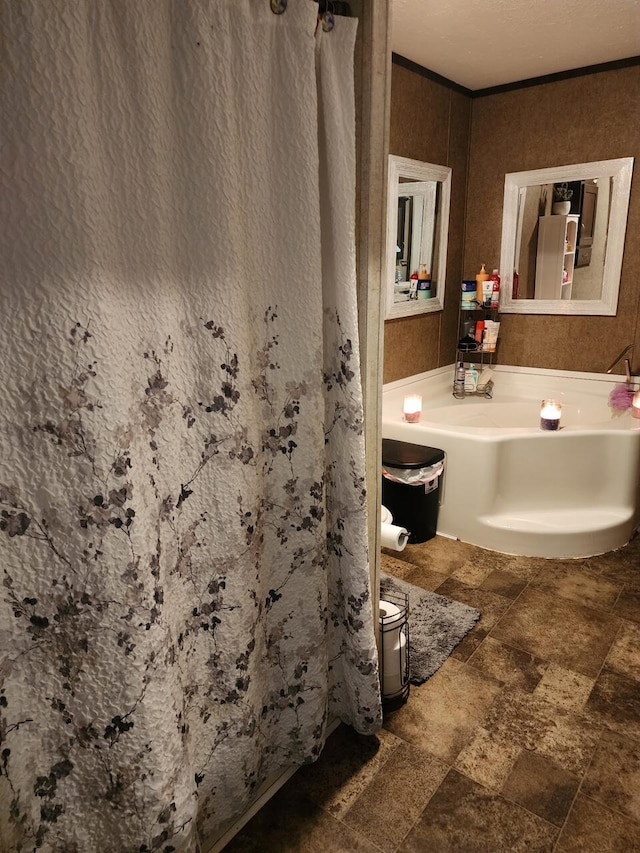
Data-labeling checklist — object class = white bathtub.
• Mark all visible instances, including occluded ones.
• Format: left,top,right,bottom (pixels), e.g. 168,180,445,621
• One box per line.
382,365,640,558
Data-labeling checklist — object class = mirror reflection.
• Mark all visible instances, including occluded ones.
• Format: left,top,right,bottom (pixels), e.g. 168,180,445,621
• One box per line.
499,158,634,316
395,180,441,302
513,177,610,302
386,155,451,319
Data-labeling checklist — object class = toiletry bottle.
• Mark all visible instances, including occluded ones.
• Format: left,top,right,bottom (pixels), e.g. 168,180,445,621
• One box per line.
409,270,418,299
483,320,500,353
489,269,500,310
417,264,431,300
475,320,485,345
461,318,475,338
482,278,493,308
461,280,476,310
454,362,465,398
464,365,479,393
476,263,489,305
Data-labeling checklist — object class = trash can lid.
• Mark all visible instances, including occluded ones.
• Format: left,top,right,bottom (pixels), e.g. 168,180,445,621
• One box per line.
382,439,445,469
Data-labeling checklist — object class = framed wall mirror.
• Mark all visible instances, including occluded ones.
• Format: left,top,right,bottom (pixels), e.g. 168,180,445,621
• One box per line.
499,157,634,315
385,155,451,319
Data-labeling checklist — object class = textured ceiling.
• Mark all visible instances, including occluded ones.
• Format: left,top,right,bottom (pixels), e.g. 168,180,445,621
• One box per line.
392,0,640,90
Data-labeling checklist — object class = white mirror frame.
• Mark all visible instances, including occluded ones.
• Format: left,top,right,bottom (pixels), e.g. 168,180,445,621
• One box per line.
385,155,451,319
499,157,634,315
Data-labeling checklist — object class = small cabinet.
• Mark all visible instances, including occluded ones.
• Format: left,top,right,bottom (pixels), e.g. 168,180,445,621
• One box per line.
535,214,580,300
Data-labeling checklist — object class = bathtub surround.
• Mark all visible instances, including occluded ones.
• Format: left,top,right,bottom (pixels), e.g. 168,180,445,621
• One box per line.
380,572,480,684
466,66,640,373
224,532,640,852
386,60,640,383
385,63,472,384
383,365,640,558
0,3,382,851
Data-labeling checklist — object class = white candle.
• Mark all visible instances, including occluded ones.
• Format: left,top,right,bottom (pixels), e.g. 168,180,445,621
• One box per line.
540,399,562,431
632,391,640,420
403,394,422,423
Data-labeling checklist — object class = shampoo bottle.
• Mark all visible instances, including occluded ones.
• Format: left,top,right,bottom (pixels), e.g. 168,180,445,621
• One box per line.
476,264,489,305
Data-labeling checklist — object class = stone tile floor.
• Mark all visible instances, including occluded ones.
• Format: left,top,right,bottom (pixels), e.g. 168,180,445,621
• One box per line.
224,534,640,852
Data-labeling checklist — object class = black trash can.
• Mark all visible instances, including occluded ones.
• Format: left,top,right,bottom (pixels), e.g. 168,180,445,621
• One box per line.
381,439,445,544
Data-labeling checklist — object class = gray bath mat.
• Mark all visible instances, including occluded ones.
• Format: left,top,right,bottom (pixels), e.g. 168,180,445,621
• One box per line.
380,571,481,685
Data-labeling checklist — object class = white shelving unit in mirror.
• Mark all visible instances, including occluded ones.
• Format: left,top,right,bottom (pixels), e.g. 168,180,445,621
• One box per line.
535,213,580,300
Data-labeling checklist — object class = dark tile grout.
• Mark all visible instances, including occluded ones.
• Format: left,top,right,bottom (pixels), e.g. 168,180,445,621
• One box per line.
377,539,640,851
381,735,564,852
372,671,634,853
550,723,604,851
474,569,626,682
226,536,640,852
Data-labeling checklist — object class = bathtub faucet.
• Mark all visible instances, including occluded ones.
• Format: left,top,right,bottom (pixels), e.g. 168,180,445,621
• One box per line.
606,343,635,384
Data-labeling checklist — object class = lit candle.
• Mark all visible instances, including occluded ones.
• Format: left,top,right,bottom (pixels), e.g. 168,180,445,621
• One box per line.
540,399,562,431
633,391,640,420
403,394,422,423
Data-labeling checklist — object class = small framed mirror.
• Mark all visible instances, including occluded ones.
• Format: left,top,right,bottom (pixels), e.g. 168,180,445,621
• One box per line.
385,155,451,319
499,157,634,315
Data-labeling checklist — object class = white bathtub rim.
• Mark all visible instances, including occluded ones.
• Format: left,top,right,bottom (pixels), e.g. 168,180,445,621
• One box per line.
383,362,638,393
383,364,640,437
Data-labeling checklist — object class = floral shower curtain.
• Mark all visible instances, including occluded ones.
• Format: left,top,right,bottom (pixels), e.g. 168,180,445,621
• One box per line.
0,1,382,850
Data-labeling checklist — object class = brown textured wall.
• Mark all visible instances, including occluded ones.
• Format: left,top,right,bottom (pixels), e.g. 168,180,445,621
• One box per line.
384,64,472,384
386,63,640,381
465,66,640,373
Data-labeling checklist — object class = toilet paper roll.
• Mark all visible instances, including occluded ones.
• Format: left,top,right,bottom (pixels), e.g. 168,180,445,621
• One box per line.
380,521,409,552
382,632,408,696
379,600,405,633
382,630,407,678
382,625,401,659
381,505,393,525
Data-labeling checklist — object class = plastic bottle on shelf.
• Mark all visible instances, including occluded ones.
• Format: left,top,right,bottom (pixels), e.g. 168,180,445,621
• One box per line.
409,270,419,300
417,264,431,300
453,362,465,398
489,269,500,310
461,280,476,310
464,365,479,393
476,264,489,305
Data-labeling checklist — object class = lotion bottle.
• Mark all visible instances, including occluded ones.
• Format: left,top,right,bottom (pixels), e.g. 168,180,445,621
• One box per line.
476,263,489,305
